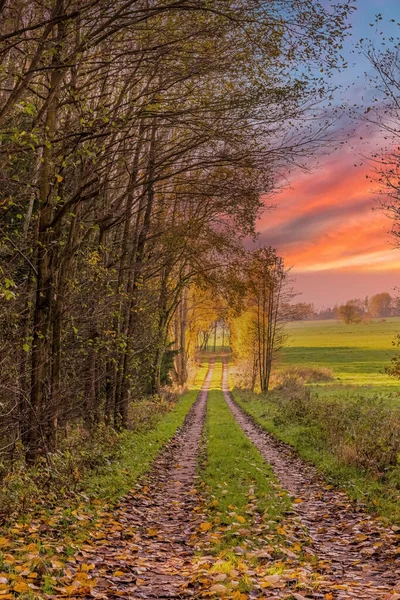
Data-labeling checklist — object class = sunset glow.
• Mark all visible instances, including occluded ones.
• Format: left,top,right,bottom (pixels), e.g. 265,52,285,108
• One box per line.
258,146,398,305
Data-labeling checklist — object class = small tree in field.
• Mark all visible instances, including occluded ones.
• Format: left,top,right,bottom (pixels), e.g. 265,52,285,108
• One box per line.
245,248,290,392
368,293,393,318
337,302,363,324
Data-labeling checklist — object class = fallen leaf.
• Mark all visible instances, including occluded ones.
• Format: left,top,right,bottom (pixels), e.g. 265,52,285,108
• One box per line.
209,583,227,594
13,582,30,593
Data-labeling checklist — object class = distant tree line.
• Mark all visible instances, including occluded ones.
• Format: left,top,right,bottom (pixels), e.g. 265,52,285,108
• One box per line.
305,292,397,324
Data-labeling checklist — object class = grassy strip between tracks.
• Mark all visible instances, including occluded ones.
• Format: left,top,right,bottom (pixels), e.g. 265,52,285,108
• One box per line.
192,359,311,598
201,359,291,549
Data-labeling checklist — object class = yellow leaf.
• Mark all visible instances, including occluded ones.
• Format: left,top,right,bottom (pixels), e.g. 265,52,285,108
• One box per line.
13,582,30,593
293,543,302,552
63,585,80,595
200,522,212,532
0,539,9,548
294,498,303,504
79,563,94,572
146,528,158,537
113,571,125,577
236,516,246,524
332,584,347,590
3,555,14,564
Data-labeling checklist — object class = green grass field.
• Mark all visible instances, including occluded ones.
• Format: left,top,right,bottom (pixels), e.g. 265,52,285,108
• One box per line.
281,317,400,396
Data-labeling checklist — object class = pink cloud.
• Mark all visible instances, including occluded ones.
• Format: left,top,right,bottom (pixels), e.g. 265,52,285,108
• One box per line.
257,142,399,305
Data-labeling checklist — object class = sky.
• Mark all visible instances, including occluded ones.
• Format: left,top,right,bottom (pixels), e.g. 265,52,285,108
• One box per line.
257,0,400,308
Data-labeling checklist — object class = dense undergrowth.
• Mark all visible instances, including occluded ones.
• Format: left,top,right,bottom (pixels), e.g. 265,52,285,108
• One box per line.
233,378,400,523
0,363,208,522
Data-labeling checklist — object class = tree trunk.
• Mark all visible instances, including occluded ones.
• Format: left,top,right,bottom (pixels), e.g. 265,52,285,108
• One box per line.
28,5,64,460
115,122,157,428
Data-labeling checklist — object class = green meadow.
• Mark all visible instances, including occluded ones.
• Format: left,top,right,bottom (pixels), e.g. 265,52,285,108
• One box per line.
281,317,400,397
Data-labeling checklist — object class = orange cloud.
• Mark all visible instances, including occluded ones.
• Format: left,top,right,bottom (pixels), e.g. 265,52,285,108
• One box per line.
258,146,397,274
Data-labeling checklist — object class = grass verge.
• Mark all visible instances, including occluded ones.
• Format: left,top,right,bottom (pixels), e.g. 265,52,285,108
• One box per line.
87,392,203,500
233,387,400,525
84,359,209,500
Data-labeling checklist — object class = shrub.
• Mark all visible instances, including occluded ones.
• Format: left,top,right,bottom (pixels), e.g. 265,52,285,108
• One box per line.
272,366,334,388
0,394,177,520
270,389,400,479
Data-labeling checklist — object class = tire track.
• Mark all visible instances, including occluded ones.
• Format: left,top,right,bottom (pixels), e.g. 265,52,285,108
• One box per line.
222,359,400,600
74,362,214,599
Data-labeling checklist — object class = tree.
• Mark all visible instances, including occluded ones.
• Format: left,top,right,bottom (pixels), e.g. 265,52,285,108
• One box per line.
359,40,400,245
359,35,400,378
230,247,293,392
286,302,314,321
368,293,393,318
337,302,363,324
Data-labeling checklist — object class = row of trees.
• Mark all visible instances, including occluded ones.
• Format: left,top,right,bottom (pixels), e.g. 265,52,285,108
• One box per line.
307,292,397,323
0,0,353,461
177,247,314,393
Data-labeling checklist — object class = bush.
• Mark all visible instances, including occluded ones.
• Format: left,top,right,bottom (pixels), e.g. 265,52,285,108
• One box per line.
0,425,122,520
0,394,177,520
320,396,400,474
270,389,400,478
128,396,175,432
272,366,334,388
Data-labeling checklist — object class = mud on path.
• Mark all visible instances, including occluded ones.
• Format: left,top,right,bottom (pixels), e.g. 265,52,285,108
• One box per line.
222,360,400,600
73,363,214,600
